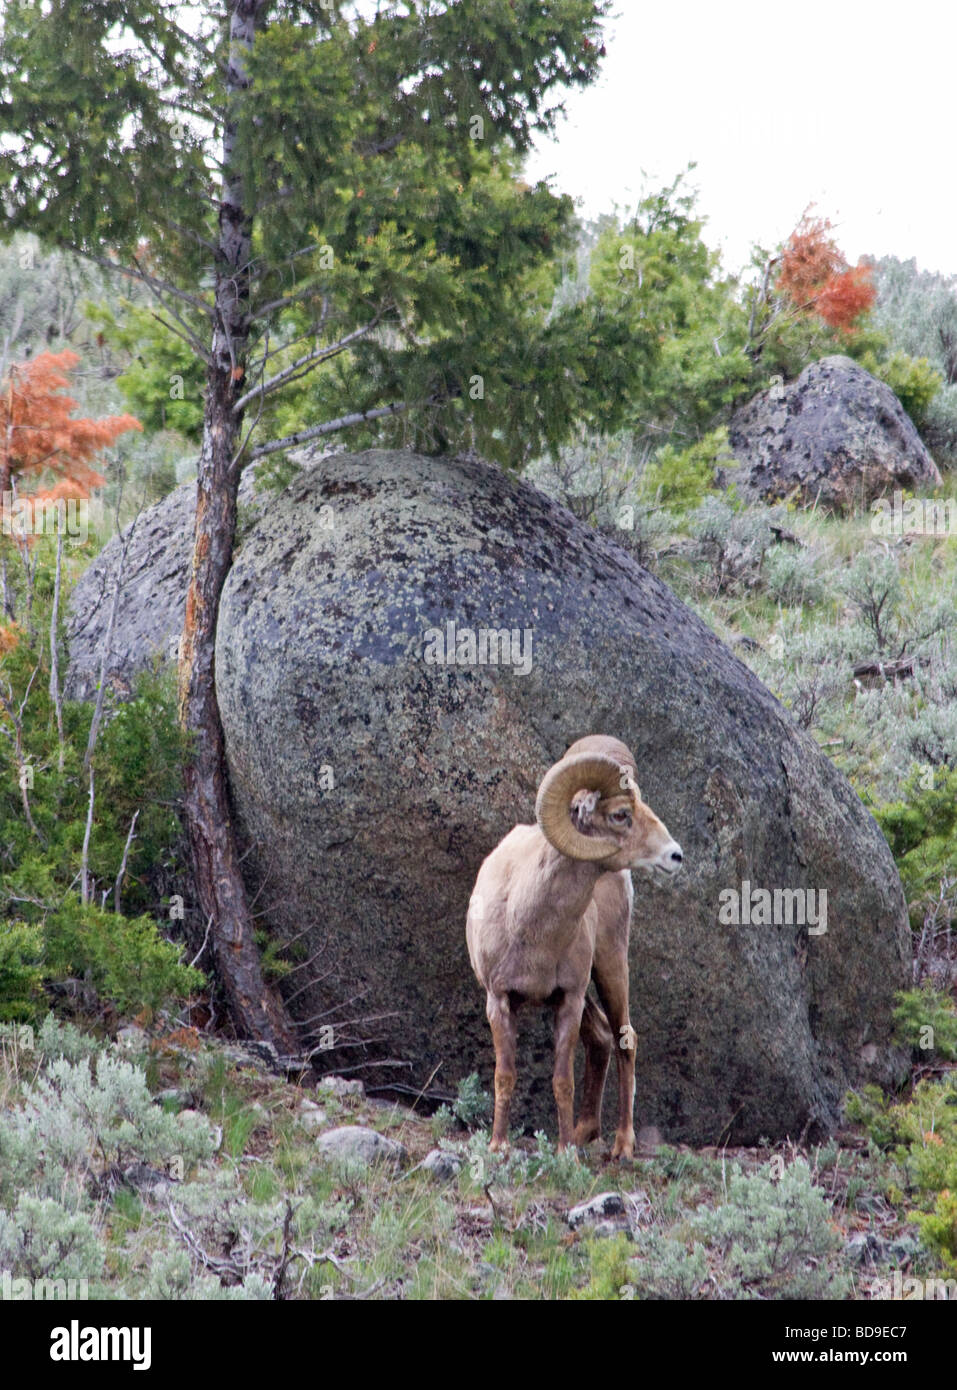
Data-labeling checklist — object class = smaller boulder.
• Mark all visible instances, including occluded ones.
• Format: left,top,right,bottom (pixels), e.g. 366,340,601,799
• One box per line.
154,1087,194,1109
566,1192,628,1235
316,1076,365,1099
122,1163,172,1199
724,355,941,511
420,1149,464,1182
314,1126,407,1168
298,1102,328,1133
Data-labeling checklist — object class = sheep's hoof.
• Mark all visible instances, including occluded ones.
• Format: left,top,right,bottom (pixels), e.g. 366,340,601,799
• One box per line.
610,1134,635,1161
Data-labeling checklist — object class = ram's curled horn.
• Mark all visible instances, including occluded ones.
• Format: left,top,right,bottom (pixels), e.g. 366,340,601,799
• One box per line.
535,751,630,861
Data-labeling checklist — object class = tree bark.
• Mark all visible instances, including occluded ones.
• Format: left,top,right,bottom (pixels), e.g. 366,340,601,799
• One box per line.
178,0,297,1053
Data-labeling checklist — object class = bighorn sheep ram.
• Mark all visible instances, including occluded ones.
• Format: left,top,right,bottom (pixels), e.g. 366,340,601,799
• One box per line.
466,736,683,1159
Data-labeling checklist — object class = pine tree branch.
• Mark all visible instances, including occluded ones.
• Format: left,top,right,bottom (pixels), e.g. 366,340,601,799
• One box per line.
248,401,409,461
64,247,215,320
232,321,377,413
249,281,333,323
147,308,213,364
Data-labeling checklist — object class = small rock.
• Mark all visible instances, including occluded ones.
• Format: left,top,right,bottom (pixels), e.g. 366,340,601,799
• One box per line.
314,1125,406,1168
123,1163,171,1198
221,1044,271,1072
155,1087,193,1108
421,1149,463,1181
367,1096,416,1114
589,1220,631,1240
567,1192,627,1231
117,1025,148,1050
845,1233,875,1266
636,1126,663,1154
845,1231,917,1268
884,1235,922,1266
298,1106,328,1133
316,1075,364,1098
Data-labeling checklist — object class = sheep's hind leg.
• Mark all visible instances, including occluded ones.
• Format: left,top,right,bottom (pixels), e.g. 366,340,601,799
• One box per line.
573,993,612,1146
487,993,518,1152
592,953,636,1160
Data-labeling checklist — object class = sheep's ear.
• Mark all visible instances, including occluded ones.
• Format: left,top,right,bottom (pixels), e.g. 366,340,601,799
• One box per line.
570,789,601,831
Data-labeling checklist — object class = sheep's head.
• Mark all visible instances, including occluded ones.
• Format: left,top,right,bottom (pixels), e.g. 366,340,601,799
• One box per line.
535,746,683,876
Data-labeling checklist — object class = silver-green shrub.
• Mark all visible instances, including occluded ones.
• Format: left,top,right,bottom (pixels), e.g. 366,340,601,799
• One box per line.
0,1195,104,1285
690,1160,849,1299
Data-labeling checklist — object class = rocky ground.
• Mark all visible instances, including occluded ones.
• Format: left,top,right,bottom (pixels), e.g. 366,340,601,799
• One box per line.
2,1018,943,1301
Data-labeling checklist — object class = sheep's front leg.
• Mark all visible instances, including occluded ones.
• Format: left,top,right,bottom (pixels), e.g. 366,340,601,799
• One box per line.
553,992,586,1150
486,992,518,1152
573,994,613,1146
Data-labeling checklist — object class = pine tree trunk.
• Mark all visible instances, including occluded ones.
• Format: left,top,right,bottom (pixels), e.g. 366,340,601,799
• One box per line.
178,1,297,1054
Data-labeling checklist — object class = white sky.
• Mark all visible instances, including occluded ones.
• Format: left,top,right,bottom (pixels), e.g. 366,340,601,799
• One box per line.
524,0,957,278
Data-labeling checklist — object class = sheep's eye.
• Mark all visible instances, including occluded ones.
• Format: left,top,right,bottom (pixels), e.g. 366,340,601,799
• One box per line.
609,809,632,827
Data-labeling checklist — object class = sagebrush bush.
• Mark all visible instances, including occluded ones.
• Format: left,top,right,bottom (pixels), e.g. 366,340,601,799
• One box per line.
142,1246,273,1301
464,1131,593,1197
762,544,829,608
628,1228,709,1299
36,1013,103,1064
749,625,850,733
0,1194,105,1286
691,1160,848,1299
452,1072,491,1127
0,1051,215,1206
685,497,782,596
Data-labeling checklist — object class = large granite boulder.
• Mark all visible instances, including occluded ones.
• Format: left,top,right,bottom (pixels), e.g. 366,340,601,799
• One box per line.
724,355,941,511
65,478,197,702
214,447,911,1145
64,459,312,702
